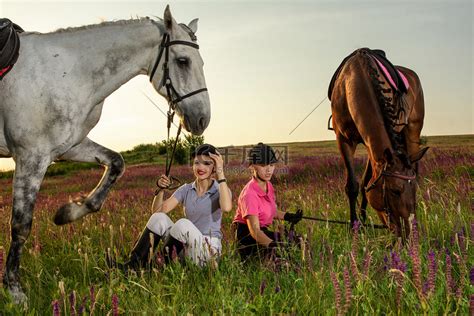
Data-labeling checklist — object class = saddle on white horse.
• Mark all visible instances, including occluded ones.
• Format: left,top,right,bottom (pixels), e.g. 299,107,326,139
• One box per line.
0,18,23,80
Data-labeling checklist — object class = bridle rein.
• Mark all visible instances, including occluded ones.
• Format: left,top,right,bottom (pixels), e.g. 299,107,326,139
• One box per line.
149,29,208,192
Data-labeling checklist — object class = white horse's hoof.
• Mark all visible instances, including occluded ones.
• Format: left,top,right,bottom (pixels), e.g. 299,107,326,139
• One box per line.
53,202,90,225
9,286,28,306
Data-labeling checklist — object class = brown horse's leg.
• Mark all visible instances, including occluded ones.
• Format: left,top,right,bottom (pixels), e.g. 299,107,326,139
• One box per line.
404,126,422,173
337,135,359,226
405,86,424,174
359,159,372,223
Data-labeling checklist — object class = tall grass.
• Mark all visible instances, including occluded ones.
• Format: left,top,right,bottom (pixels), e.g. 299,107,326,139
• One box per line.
0,139,472,314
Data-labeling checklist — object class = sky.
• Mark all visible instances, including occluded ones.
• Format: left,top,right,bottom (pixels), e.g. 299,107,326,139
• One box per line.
0,0,472,171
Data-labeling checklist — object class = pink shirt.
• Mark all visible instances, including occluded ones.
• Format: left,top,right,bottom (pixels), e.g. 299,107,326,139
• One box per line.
233,177,277,227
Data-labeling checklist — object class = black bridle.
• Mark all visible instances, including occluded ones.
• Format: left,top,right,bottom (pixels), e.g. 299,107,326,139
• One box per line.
149,31,208,193
365,162,416,214
149,32,208,108
298,164,415,229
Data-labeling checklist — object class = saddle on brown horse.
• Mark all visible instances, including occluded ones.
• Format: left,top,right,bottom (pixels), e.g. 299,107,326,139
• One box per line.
328,48,408,101
327,48,410,131
0,18,23,80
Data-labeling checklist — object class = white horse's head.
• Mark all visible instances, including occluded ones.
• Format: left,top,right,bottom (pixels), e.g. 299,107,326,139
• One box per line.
149,6,210,135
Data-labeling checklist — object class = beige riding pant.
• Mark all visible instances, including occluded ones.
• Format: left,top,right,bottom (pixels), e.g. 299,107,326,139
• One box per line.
146,212,221,267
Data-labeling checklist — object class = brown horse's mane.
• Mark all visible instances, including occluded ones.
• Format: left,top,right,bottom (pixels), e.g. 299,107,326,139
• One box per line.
363,51,409,165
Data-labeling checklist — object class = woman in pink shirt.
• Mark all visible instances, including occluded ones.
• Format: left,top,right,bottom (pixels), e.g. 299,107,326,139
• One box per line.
233,143,302,259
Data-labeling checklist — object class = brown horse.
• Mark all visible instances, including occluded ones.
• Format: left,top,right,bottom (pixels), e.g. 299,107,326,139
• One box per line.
329,48,428,238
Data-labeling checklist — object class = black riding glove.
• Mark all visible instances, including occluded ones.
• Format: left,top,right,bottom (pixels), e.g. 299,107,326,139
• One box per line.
283,209,303,225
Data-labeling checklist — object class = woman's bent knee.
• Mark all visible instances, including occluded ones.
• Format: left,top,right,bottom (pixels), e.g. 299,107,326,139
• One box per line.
169,219,199,243
146,212,173,235
171,218,194,232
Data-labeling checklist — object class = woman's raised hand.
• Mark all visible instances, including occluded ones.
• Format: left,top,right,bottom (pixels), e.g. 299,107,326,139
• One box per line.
209,152,224,174
156,174,171,189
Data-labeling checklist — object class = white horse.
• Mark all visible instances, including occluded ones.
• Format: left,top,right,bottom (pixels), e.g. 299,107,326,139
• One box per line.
0,6,210,303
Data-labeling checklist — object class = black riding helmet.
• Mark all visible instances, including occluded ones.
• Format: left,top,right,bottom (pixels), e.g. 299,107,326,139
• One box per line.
190,143,218,159
248,142,278,165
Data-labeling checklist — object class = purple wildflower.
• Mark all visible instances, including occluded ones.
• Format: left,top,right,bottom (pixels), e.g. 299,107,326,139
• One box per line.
112,294,119,316
457,232,468,263
90,285,96,314
454,253,465,299
471,223,474,243
343,266,352,314
391,251,402,269
390,251,407,308
78,295,88,315
383,254,389,271
423,250,437,296
273,231,280,242
351,220,360,254
349,253,359,281
330,271,342,316
90,285,95,304
470,266,474,286
449,235,455,247
409,222,422,296
69,291,77,316
445,254,454,296
0,247,3,284
349,221,361,281
259,279,267,295
275,284,281,293
52,300,61,316
470,294,474,316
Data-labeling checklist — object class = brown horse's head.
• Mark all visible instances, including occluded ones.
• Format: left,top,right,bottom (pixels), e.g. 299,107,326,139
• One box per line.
367,147,428,239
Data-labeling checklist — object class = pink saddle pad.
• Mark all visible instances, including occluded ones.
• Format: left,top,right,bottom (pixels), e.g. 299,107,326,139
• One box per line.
372,55,409,92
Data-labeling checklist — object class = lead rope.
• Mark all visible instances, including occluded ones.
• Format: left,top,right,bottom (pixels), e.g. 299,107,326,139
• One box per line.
165,123,182,177
301,215,387,229
155,110,183,195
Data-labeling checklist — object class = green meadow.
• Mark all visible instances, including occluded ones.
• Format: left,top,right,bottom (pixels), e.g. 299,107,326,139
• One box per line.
0,135,472,314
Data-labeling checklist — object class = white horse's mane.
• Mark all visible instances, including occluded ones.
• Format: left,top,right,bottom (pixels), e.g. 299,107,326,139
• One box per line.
22,16,198,39
53,16,153,33
24,17,157,35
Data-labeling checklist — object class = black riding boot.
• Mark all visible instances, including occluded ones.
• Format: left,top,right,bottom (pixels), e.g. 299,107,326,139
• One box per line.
128,227,161,269
108,228,161,272
162,236,185,264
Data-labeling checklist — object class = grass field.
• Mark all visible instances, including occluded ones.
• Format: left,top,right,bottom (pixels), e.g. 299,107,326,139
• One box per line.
0,135,472,314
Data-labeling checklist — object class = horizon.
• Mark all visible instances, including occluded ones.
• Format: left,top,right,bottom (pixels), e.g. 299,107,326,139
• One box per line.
0,0,472,171
0,133,471,174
